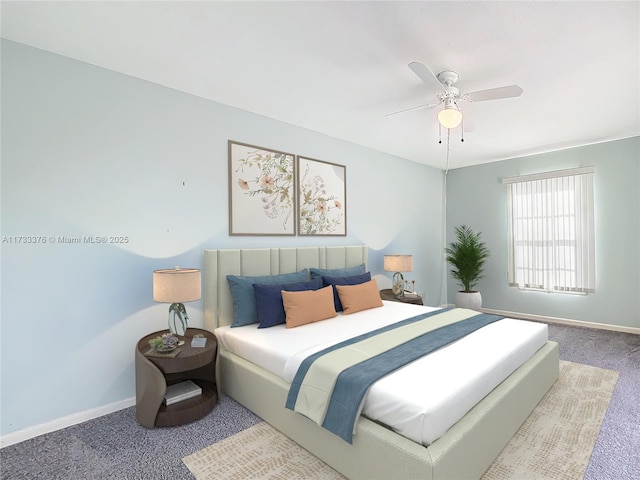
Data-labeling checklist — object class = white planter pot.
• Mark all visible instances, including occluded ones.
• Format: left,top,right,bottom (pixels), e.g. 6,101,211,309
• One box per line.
455,291,482,310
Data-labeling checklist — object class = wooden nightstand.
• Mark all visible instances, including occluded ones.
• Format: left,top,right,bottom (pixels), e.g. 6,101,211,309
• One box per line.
135,328,218,428
380,288,423,305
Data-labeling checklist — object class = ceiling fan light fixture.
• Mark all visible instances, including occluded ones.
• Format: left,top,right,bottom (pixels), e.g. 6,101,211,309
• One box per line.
438,104,462,129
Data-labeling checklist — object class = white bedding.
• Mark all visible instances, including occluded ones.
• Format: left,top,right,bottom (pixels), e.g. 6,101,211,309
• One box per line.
215,301,548,445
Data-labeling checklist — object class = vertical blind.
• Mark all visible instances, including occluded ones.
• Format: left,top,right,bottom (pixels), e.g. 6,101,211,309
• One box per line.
503,167,595,293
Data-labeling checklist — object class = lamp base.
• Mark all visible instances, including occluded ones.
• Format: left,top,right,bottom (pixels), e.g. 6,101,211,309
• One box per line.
392,272,405,297
168,303,189,342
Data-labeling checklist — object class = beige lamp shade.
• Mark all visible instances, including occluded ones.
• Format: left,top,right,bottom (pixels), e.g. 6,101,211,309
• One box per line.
153,268,201,303
383,255,413,273
438,107,463,129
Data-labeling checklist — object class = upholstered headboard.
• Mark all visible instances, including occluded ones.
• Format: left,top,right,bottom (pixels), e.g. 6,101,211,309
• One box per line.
203,245,368,331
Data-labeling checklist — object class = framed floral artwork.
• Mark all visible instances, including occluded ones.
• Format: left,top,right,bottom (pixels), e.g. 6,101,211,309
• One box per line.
228,141,296,235
297,156,346,236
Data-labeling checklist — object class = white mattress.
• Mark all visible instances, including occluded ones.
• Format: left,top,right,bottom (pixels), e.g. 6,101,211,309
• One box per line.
215,302,548,445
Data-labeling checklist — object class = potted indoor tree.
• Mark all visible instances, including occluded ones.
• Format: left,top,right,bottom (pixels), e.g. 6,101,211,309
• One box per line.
445,225,490,310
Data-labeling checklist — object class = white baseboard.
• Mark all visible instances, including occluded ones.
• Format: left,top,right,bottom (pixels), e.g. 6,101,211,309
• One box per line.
481,307,640,335
0,397,136,448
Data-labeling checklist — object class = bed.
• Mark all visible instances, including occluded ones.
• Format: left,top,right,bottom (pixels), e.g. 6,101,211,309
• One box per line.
203,245,559,480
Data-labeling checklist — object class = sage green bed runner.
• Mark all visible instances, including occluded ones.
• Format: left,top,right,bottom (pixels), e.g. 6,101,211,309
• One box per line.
286,307,504,443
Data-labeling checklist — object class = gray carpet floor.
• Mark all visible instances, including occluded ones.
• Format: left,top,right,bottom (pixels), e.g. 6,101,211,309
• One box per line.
546,323,640,480
1,322,638,480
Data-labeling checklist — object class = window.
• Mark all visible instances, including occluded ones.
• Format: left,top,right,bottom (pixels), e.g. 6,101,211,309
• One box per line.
503,166,595,294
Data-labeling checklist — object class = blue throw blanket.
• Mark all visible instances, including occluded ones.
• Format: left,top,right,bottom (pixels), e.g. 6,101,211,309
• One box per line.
286,308,504,443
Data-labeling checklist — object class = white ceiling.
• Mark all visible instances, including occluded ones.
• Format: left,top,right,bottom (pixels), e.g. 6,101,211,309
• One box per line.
2,1,639,170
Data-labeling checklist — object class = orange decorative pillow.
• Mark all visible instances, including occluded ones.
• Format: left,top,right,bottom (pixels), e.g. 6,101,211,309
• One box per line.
335,279,384,314
282,285,338,328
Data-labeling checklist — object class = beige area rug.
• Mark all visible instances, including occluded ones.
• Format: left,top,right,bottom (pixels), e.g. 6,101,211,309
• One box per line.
183,361,618,480
481,360,618,480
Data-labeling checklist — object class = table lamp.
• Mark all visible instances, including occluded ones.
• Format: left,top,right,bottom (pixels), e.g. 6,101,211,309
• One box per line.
383,255,413,296
153,267,201,339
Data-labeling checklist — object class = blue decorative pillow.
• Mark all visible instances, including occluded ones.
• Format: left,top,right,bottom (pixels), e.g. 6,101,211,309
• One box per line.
254,278,323,329
310,264,366,279
321,272,372,312
227,269,308,327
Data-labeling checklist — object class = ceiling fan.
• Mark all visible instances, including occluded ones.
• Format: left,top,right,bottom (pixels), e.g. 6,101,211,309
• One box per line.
387,61,524,130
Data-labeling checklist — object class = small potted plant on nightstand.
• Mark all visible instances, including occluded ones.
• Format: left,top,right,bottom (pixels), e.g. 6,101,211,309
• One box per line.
445,225,490,310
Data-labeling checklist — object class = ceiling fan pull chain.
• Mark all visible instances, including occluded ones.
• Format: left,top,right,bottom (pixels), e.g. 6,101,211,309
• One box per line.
438,122,442,144
446,128,451,166
461,117,465,143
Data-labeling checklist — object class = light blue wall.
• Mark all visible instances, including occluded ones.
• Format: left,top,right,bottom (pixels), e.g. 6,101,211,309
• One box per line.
446,137,640,329
0,40,445,436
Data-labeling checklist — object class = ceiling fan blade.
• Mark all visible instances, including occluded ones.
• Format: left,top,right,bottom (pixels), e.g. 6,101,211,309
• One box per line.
385,100,441,118
408,62,447,93
463,85,523,102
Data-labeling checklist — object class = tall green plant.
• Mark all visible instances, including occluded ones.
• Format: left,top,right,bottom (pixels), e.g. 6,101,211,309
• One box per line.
445,225,490,292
